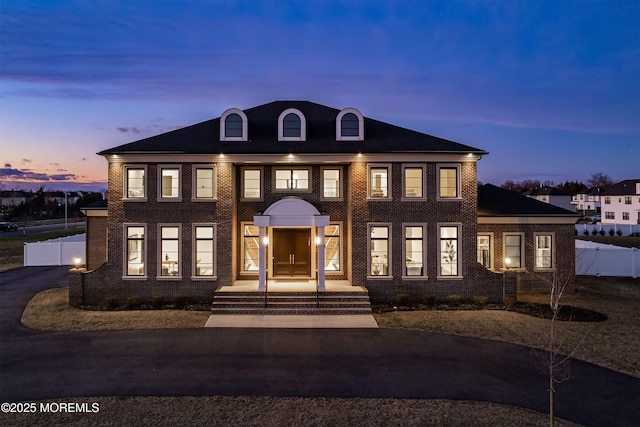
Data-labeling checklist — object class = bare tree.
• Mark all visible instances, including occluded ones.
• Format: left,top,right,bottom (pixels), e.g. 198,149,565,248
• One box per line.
586,172,613,189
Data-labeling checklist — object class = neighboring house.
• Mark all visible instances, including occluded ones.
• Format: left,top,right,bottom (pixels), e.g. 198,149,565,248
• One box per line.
601,179,640,228
570,187,602,217
477,184,578,292
0,190,33,208
44,191,81,207
523,187,573,211
70,100,576,308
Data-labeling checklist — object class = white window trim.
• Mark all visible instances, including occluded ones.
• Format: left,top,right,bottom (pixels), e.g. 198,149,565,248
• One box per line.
220,108,248,141
367,163,393,201
241,167,263,201
278,108,306,141
336,107,364,141
320,166,344,201
157,164,182,202
367,222,393,280
192,164,217,201
533,232,555,272
402,223,427,280
436,163,462,200
272,167,312,193
324,222,343,275
401,164,427,201
477,232,494,270
503,232,526,271
122,223,147,280
157,223,182,280
123,165,148,202
192,223,217,280
437,223,463,280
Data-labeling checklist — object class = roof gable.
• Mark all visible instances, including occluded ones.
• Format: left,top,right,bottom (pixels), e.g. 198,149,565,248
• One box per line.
479,184,577,217
98,100,486,156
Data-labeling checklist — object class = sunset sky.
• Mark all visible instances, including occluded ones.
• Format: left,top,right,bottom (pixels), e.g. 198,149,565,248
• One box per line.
1,0,638,192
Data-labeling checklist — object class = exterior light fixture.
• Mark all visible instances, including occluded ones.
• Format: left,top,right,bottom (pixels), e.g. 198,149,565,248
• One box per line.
73,257,82,268
262,236,269,246
504,258,511,268
315,236,321,245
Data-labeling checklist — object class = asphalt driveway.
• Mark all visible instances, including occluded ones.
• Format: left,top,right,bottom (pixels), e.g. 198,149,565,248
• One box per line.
0,267,638,426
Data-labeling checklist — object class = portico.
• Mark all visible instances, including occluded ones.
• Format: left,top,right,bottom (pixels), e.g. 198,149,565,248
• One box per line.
253,198,330,291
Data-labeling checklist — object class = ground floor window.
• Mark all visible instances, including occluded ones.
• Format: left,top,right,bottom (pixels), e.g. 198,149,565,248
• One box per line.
242,224,260,272
439,225,460,276
504,233,524,268
324,224,341,271
368,224,391,277
125,224,146,276
404,224,426,277
535,233,553,270
159,225,180,277
477,234,491,269
194,225,216,277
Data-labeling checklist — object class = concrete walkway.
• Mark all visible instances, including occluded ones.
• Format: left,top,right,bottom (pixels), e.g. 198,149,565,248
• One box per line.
1,267,639,427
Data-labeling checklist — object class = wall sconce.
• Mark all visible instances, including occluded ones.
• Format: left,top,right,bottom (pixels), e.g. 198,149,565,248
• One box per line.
73,257,82,268
504,258,511,268
262,236,269,246
315,236,321,245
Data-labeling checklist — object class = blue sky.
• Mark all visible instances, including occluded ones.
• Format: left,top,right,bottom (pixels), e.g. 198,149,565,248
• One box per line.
1,0,638,191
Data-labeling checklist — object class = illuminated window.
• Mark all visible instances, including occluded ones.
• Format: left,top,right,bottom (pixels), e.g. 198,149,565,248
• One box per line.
193,166,216,199
477,234,492,269
194,225,216,277
125,225,145,277
322,168,341,199
159,225,180,277
242,224,260,272
159,166,181,200
403,165,425,199
274,168,310,190
438,166,459,198
368,224,391,277
368,164,391,199
404,225,426,277
504,233,524,268
242,168,262,200
439,225,459,277
125,167,146,199
534,234,553,270
324,224,341,272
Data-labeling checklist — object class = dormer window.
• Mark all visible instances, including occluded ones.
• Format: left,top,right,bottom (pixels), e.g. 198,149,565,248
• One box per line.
336,108,364,141
220,108,248,141
278,108,306,141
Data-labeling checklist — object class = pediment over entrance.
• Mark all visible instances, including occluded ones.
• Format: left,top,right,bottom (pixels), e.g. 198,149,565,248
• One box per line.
254,198,330,227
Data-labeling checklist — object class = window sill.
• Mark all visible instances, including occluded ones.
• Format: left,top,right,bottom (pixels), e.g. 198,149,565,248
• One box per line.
436,275,464,280
123,198,147,202
366,197,393,202
240,198,263,202
191,276,217,281
367,275,393,280
157,276,183,280
122,275,148,280
436,197,463,202
191,198,218,202
400,197,427,202
402,276,428,281
156,198,183,202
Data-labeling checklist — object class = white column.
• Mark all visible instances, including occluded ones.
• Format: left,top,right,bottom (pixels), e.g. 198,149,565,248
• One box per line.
258,226,267,291
317,226,325,291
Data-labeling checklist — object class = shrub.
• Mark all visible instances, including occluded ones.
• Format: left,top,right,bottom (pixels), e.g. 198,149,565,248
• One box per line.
125,296,141,309
473,295,488,306
106,297,119,310
599,229,605,236
394,294,410,307
173,294,188,309
446,294,461,306
583,229,589,236
616,229,623,236
608,228,615,236
591,229,598,236
423,293,436,306
151,295,165,309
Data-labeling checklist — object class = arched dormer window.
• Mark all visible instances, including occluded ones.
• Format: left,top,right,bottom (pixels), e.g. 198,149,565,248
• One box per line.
220,108,248,141
278,108,306,141
336,107,364,141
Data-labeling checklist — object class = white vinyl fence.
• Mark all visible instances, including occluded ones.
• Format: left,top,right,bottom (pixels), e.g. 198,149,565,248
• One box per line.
24,234,86,266
576,223,640,237
576,240,640,278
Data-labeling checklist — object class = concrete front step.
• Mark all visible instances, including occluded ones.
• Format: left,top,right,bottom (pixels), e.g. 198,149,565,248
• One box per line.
211,290,372,315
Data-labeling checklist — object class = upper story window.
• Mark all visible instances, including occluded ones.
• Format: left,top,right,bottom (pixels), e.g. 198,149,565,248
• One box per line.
158,165,181,201
124,166,147,200
625,196,632,205
278,108,306,141
604,196,611,204
402,164,426,200
321,167,342,200
274,168,310,191
368,164,392,199
336,108,364,141
437,164,461,199
192,165,216,200
241,167,263,201
220,108,248,141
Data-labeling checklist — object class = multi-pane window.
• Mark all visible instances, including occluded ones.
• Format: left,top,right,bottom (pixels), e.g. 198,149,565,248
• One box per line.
283,113,301,137
404,225,425,276
322,169,341,198
160,226,180,277
243,169,261,199
404,167,423,198
324,224,341,271
160,168,179,198
439,167,458,198
194,225,215,277
605,211,615,220
126,168,145,199
477,234,491,269
439,226,459,276
623,212,630,221
275,169,309,190
369,166,389,198
535,234,553,269
125,225,145,276
625,196,632,205
225,113,243,138
341,113,359,137
194,167,215,199
504,234,523,268
604,196,611,205
242,224,260,272
369,225,390,276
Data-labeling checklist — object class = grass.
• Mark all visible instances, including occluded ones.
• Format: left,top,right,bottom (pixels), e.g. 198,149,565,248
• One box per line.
0,227,86,272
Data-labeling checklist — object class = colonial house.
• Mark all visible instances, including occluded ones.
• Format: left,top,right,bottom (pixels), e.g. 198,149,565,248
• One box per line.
601,179,640,232
70,100,577,308
570,187,602,217
523,187,573,211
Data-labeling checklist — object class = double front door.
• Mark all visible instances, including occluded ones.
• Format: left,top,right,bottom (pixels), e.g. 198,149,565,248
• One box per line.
273,228,311,277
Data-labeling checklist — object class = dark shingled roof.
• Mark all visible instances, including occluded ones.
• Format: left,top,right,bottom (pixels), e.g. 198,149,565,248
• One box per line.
523,187,569,196
602,179,640,196
478,184,578,217
99,101,487,156
82,199,108,209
